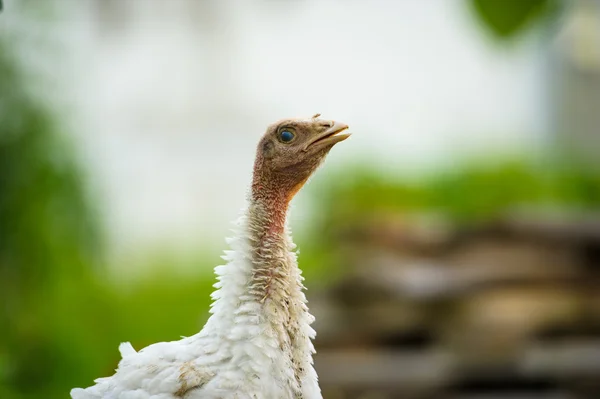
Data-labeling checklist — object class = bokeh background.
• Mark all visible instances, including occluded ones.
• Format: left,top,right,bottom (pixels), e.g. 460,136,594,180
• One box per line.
2,0,600,398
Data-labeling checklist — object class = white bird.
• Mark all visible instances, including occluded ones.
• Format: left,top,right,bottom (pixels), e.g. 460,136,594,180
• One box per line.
71,115,350,399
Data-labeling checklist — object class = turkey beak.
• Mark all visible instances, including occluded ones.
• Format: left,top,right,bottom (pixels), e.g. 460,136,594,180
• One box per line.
303,121,351,151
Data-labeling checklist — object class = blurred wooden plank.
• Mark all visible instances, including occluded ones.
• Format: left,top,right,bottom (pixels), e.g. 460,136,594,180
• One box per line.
345,255,585,301
499,214,600,244
346,213,600,256
520,341,600,377
315,349,456,389
445,394,572,399
315,342,600,389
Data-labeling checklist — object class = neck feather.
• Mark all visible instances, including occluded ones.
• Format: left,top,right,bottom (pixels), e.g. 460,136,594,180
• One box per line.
202,181,319,396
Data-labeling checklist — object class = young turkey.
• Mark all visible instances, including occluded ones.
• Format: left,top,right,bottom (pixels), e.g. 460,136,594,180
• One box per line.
71,115,350,399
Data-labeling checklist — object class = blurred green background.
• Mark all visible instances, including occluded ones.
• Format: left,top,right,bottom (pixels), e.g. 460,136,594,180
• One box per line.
2,1,600,398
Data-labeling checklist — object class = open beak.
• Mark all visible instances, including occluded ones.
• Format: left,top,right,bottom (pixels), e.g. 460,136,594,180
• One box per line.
304,121,351,151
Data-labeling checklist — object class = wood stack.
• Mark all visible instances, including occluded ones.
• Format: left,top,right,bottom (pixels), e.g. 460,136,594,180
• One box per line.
311,212,600,399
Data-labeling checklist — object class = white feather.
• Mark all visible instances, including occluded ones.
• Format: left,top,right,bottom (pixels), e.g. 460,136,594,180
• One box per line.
71,202,322,399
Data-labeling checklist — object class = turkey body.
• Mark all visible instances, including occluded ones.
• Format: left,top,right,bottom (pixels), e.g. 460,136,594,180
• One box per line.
71,209,320,399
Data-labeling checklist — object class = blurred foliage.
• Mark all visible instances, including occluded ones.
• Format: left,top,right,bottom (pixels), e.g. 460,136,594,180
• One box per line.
311,159,600,226
0,37,98,397
0,39,218,399
0,40,103,398
468,0,562,39
298,159,600,281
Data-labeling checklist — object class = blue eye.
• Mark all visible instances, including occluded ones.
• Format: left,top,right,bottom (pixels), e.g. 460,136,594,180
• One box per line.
279,130,295,143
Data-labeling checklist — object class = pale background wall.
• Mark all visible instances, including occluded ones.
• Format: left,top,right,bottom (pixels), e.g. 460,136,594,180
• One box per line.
4,0,557,260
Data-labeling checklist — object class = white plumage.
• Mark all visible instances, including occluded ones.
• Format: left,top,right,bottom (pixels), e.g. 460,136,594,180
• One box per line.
71,208,320,399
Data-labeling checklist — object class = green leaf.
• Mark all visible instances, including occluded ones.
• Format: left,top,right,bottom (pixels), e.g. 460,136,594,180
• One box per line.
469,0,557,39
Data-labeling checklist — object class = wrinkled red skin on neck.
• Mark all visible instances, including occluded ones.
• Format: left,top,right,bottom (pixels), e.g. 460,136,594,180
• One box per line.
250,155,306,237
251,178,290,238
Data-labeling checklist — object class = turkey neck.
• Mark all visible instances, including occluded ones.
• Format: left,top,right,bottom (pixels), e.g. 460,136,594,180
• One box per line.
247,179,303,305
245,179,315,392
201,164,318,396
207,175,312,334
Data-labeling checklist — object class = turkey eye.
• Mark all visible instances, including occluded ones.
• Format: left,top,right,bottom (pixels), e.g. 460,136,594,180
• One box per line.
279,130,295,143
